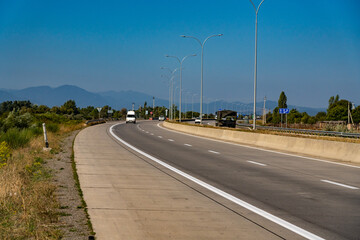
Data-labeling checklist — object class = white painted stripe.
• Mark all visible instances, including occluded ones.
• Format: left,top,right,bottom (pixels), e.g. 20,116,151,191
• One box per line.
111,123,324,240
247,160,267,166
150,133,154,135
321,180,359,190
146,131,149,134
208,150,220,154
168,139,174,142
157,123,360,169
158,136,163,138
184,144,192,147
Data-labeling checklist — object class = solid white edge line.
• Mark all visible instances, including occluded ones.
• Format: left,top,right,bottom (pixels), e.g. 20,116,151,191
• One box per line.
111,123,324,240
247,160,267,167
157,123,360,169
321,180,359,190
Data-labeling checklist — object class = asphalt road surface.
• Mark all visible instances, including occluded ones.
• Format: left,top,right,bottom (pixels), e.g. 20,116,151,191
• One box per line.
112,121,360,240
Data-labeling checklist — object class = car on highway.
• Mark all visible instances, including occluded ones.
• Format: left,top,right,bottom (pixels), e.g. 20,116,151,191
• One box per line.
159,115,165,121
195,117,201,124
126,110,136,124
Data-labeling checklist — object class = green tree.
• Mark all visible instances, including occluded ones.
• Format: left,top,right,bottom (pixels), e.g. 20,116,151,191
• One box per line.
278,91,288,109
352,106,360,124
271,107,280,124
60,100,79,115
326,99,348,121
287,109,302,124
315,111,326,122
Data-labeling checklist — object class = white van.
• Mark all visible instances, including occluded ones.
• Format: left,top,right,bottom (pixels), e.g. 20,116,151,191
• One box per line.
126,110,136,124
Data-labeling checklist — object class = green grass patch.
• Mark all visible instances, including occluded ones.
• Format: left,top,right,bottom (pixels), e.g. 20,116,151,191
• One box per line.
0,128,33,149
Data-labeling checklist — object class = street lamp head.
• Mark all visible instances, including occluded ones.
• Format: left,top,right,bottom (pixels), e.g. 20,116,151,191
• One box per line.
180,35,187,38
165,55,170,57
218,34,223,37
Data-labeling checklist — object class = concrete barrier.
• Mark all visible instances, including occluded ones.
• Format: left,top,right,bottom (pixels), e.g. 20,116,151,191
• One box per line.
163,122,360,164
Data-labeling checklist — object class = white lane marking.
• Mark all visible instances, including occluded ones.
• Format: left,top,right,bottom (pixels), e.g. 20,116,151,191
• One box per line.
208,150,220,154
111,123,324,240
168,139,174,142
150,133,154,136
247,160,267,167
321,180,359,190
158,136,163,138
157,123,360,169
146,131,149,134
184,144,192,147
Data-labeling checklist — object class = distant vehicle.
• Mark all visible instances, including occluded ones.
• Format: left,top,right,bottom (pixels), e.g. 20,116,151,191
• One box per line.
159,116,165,121
215,110,237,128
126,110,136,124
195,117,201,124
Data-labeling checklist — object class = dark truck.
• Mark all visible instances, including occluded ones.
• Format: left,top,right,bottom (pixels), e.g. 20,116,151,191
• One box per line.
215,110,237,128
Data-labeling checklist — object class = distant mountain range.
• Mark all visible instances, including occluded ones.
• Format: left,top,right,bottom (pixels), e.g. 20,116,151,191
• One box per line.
0,85,325,116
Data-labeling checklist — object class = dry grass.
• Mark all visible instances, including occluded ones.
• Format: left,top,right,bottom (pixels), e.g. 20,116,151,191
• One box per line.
0,122,85,239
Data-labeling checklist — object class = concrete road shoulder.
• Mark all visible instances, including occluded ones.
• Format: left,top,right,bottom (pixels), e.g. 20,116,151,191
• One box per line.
74,122,300,240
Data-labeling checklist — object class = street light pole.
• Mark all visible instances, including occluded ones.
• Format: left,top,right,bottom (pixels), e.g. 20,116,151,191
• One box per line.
165,54,196,122
161,67,178,120
250,0,265,130
181,34,222,124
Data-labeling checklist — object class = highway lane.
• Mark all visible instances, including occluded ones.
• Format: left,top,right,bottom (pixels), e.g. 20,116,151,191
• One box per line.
112,121,360,240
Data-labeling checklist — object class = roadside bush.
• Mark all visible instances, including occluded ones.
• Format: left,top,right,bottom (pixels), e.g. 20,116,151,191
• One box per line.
30,125,43,136
0,128,33,149
46,123,60,133
0,141,11,168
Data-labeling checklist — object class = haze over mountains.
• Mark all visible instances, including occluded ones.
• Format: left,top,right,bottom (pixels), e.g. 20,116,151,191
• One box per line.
0,85,325,115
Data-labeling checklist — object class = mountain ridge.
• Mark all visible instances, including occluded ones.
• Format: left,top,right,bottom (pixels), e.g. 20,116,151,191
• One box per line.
0,85,325,115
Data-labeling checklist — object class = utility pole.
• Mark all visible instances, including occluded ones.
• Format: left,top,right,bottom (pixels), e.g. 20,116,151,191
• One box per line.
263,96,267,124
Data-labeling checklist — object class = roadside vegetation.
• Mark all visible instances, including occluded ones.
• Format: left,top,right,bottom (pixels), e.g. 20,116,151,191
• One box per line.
0,100,100,239
263,92,360,131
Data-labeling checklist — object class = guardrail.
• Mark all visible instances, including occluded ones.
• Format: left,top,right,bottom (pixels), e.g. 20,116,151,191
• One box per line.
237,123,360,138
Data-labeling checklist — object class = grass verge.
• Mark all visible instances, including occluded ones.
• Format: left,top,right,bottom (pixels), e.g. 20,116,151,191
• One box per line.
71,135,96,237
0,122,87,239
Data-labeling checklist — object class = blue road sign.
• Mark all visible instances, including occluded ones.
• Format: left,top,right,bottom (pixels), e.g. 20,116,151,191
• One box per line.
279,108,290,114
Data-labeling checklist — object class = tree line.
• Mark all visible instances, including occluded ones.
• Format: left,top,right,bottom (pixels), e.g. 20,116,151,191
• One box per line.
266,92,360,125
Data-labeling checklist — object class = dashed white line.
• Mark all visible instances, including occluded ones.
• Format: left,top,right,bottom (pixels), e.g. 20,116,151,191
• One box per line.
158,136,163,138
247,161,267,167
150,133,154,136
184,144,192,147
157,123,360,169
146,131,149,134
208,150,220,154
168,139,174,142
321,180,358,190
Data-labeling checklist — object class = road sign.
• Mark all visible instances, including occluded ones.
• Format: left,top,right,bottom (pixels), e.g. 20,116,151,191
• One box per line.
107,110,113,114
279,108,289,114
150,111,153,115
145,110,148,115
97,107,102,112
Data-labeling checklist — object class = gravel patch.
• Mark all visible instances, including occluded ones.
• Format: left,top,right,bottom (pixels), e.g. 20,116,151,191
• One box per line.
46,130,93,239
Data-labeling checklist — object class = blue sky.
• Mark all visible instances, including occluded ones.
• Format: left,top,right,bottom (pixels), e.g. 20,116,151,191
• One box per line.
0,0,359,108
